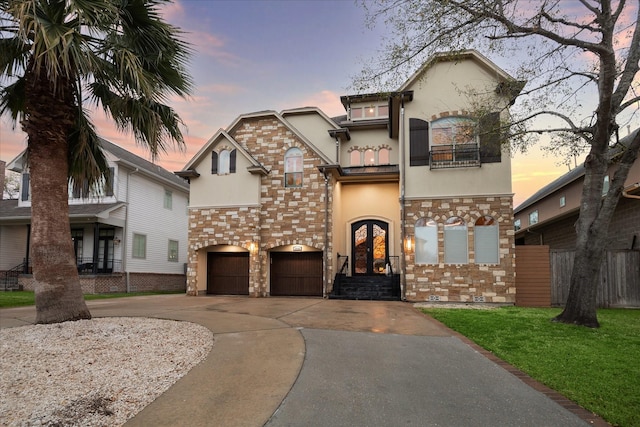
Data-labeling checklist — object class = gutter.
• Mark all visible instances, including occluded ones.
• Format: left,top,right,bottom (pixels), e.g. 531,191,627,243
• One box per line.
622,182,640,200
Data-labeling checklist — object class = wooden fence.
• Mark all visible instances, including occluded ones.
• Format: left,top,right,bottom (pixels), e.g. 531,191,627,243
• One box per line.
550,249,640,308
515,246,551,307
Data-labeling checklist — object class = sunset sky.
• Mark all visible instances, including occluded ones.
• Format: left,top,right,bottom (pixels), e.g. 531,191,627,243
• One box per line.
1,0,638,207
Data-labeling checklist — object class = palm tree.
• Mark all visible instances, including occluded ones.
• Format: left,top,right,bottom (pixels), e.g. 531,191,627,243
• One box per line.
0,0,192,324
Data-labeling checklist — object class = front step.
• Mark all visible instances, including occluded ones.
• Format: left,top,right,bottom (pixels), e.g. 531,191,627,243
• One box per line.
329,275,400,301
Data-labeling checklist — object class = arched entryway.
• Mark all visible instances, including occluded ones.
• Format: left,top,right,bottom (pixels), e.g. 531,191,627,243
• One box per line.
351,220,389,275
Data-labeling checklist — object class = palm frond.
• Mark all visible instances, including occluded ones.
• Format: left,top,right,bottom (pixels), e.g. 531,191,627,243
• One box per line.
0,76,25,124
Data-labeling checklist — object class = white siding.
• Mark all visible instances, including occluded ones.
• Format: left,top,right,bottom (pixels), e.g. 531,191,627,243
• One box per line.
126,173,188,274
0,225,28,270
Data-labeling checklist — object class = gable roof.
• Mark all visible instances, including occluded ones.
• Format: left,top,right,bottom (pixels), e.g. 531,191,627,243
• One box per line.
398,49,517,92
515,128,640,213
7,139,189,193
180,128,267,175
182,110,335,173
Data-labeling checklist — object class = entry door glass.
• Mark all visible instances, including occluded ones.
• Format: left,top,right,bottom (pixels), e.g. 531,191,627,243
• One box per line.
352,220,388,275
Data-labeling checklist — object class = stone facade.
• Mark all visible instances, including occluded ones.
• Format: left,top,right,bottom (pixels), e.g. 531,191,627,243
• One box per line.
403,196,516,303
187,117,333,296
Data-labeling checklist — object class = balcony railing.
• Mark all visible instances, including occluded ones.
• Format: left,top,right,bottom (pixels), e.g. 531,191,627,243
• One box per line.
76,257,122,274
430,144,480,169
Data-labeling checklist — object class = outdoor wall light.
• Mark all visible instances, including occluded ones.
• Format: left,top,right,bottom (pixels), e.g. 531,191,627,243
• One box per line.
404,235,414,253
248,242,257,254
113,237,121,245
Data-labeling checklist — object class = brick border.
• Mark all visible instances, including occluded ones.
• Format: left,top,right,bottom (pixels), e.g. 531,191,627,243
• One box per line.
414,307,611,427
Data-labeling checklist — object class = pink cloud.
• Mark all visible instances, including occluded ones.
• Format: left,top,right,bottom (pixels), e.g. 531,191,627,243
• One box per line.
288,90,345,117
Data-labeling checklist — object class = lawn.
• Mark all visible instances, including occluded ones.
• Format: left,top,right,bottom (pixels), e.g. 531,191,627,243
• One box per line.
422,306,640,427
0,290,183,308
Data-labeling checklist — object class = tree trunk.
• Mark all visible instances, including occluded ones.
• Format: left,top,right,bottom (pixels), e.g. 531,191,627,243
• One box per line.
23,62,91,324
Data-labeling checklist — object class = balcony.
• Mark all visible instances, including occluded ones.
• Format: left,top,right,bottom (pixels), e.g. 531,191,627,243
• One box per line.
430,144,481,169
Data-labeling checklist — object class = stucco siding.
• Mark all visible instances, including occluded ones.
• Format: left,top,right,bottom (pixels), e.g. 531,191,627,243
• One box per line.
188,141,261,207
282,113,337,162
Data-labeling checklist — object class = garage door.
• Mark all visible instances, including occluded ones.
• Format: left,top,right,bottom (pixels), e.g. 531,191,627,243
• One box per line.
270,252,323,296
207,252,249,295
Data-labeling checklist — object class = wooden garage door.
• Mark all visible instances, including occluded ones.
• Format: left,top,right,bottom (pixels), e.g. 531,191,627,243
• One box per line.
270,252,323,296
207,252,249,295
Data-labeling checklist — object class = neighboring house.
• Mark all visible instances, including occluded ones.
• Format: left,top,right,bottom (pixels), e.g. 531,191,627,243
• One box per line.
0,139,189,293
179,50,520,303
514,128,640,250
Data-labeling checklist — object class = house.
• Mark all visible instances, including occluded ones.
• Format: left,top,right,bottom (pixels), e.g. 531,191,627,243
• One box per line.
178,50,520,303
513,128,640,308
514,128,640,250
0,139,189,293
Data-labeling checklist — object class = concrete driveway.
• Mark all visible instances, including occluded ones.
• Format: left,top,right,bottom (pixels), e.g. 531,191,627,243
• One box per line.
0,295,604,426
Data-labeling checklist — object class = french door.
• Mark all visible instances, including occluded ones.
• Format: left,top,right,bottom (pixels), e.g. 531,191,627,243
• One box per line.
351,220,389,275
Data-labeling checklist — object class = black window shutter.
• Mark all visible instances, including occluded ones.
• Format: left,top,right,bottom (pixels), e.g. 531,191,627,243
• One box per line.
409,118,430,166
211,151,218,174
21,173,30,201
229,149,237,173
105,167,115,197
479,112,502,163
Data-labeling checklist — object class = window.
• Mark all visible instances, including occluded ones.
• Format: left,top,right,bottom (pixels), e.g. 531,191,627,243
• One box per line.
415,218,438,264
378,148,390,165
350,104,388,120
21,173,30,201
529,210,538,225
104,167,115,197
364,149,375,165
132,233,146,259
431,116,479,165
475,216,499,264
164,189,173,210
212,149,237,175
478,112,502,163
409,118,430,166
284,147,303,187
350,150,361,166
603,175,610,195
219,150,230,174
514,219,521,231
168,240,179,262
559,195,566,207
444,216,468,264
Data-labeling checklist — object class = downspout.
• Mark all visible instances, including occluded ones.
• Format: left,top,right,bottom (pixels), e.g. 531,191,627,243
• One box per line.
123,167,139,292
323,170,330,298
399,94,407,301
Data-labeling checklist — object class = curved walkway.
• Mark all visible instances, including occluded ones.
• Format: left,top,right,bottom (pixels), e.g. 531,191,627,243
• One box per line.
0,295,606,426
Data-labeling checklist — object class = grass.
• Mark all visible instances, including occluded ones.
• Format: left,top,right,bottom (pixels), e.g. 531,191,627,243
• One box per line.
422,306,640,427
0,290,183,308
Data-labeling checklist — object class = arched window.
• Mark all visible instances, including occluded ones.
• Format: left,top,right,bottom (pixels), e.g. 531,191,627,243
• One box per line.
444,216,468,264
212,149,236,175
284,147,303,187
350,150,361,166
415,218,438,264
378,148,390,165
475,216,499,264
219,150,231,174
364,149,375,165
